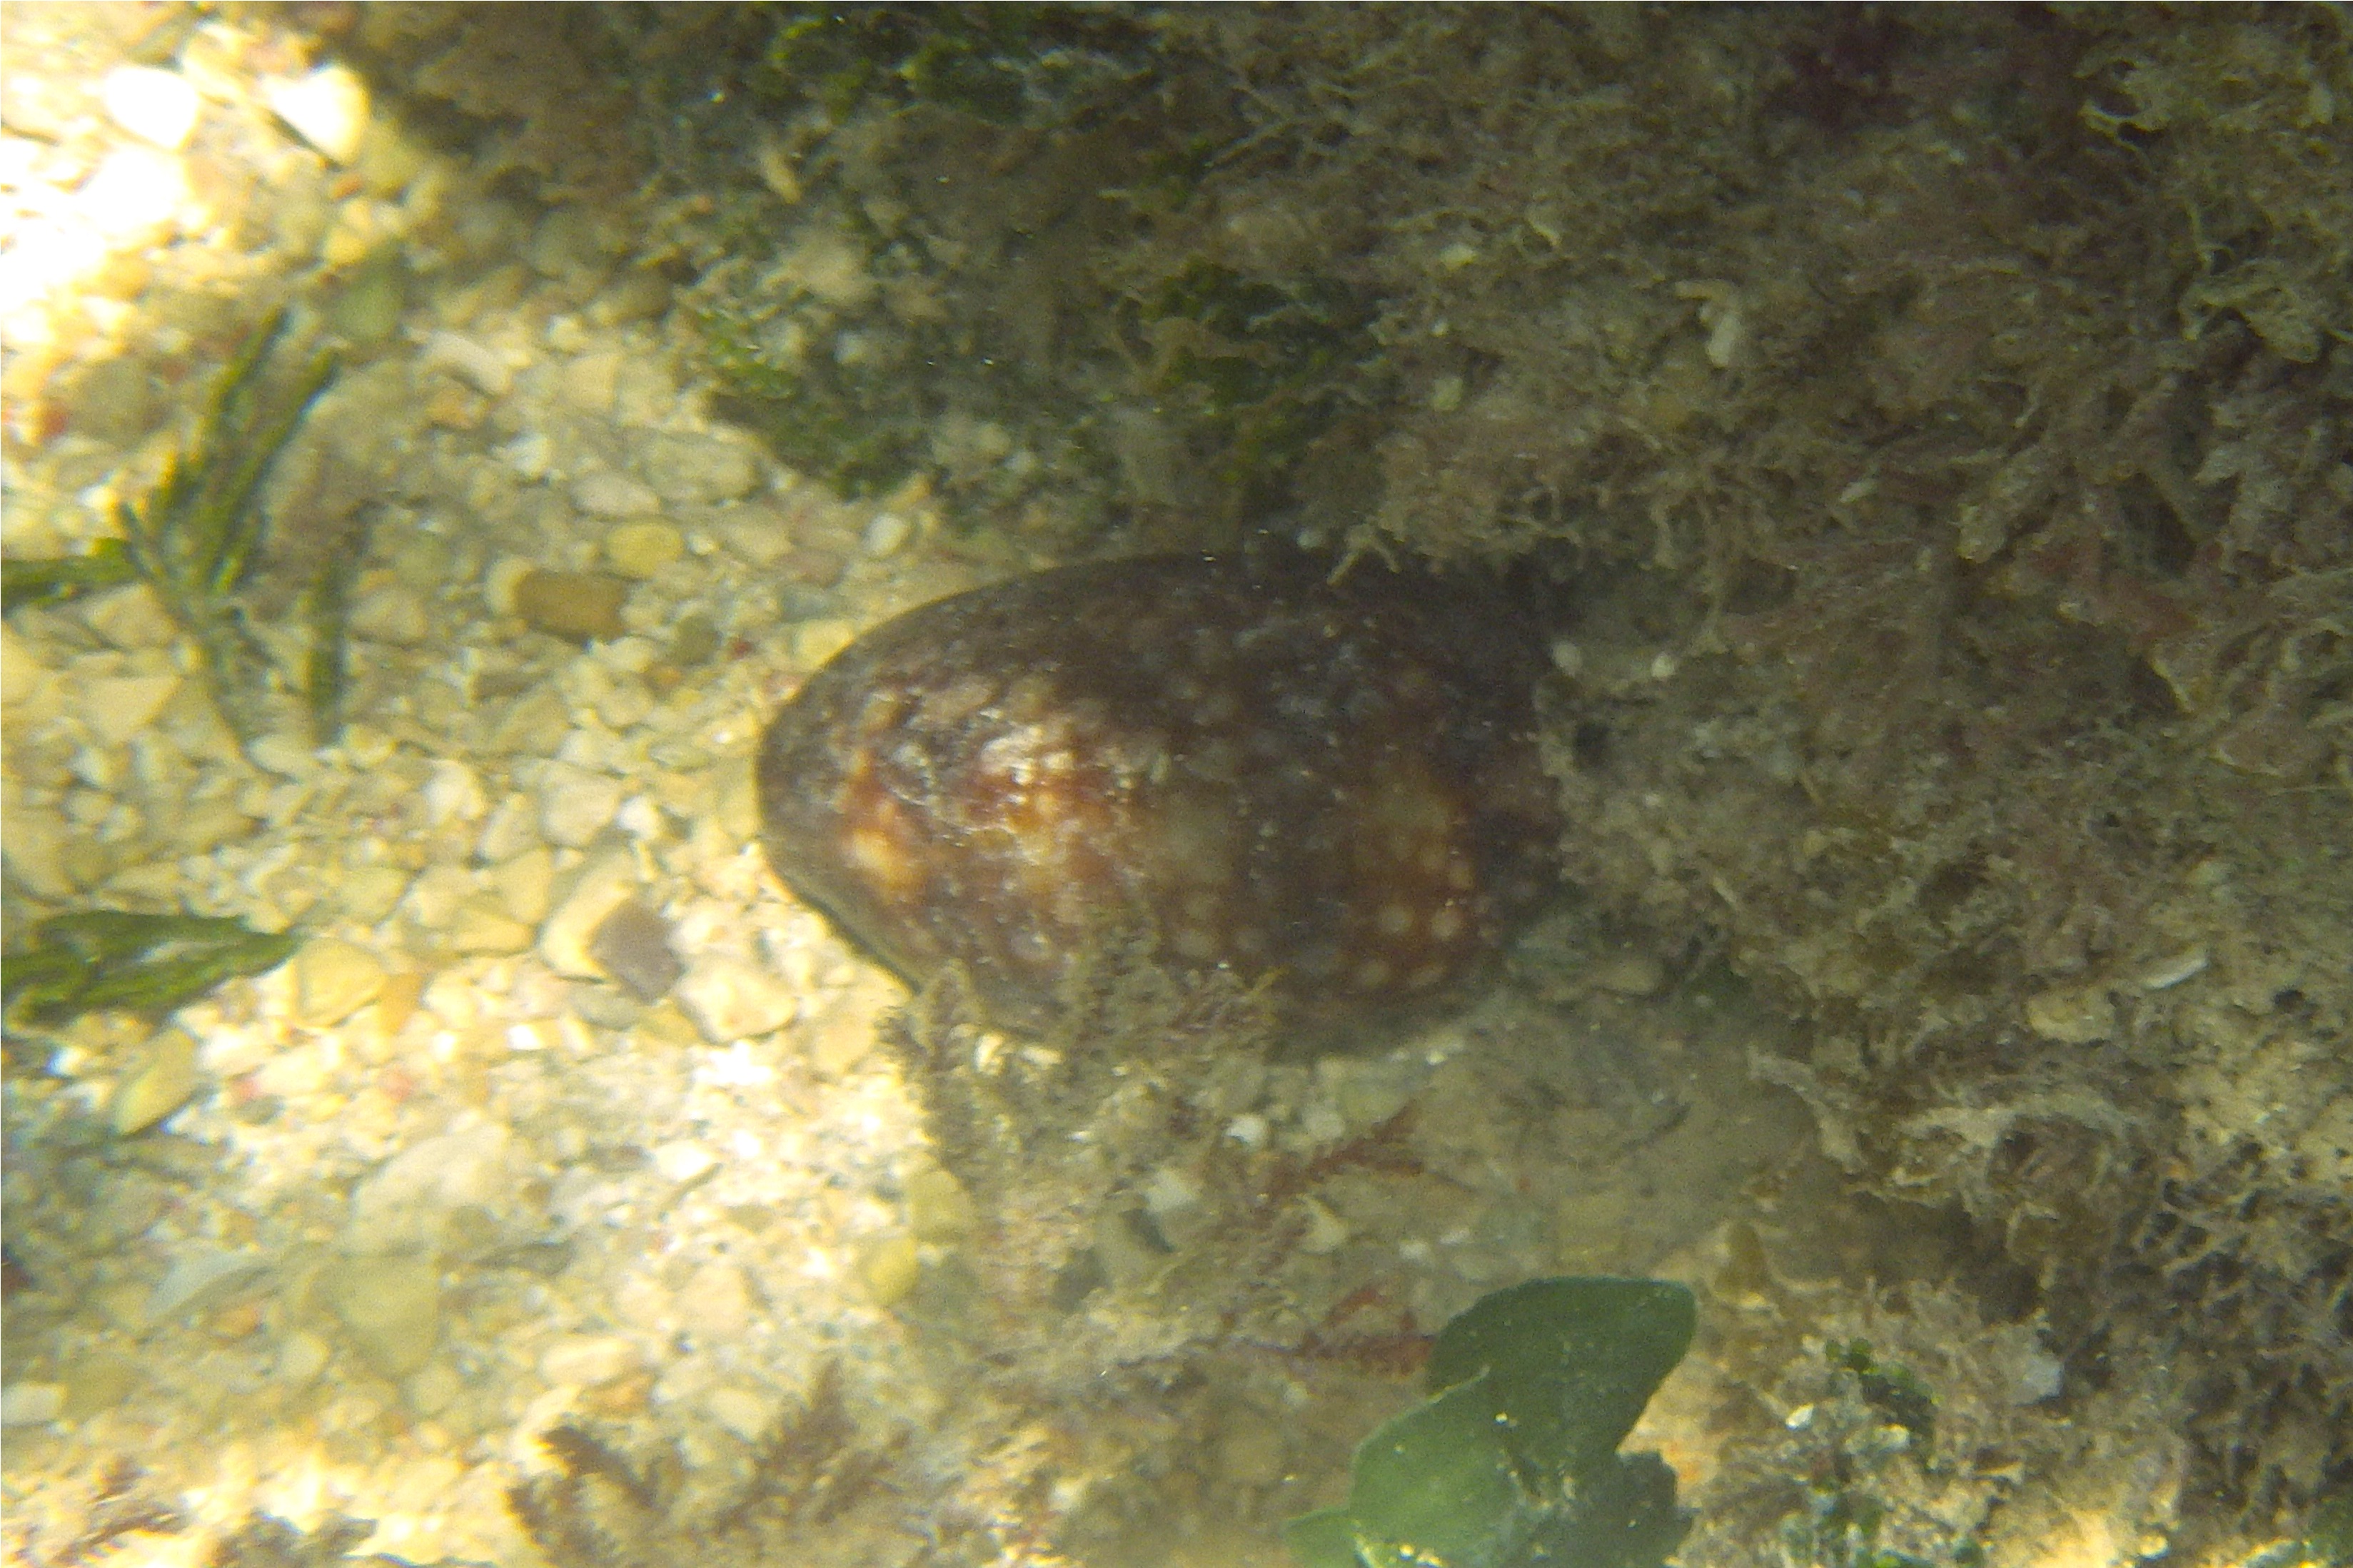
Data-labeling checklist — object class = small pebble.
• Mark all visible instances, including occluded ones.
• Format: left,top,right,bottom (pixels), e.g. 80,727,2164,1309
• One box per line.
77,147,188,238
405,1360,462,1417
513,568,628,642
590,268,673,325
424,381,486,430
326,1253,440,1380
84,673,179,747
680,1260,752,1338
635,1001,705,1051
705,503,795,567
596,783,655,841
860,1233,922,1307
907,1167,977,1242
2135,949,2210,991
1142,1164,1204,1225
790,618,856,667
539,851,640,977
376,971,425,1034
247,732,318,779
418,330,513,398
275,1330,333,1387
714,762,762,841
0,1383,64,1428
664,612,723,672
530,206,605,280
423,759,488,825
294,939,386,1028
562,352,622,415
804,998,879,1076
80,585,176,649
539,1334,641,1389
1335,1056,1425,1131
333,715,400,764
537,762,624,849
1296,1197,1351,1254
675,956,799,1043
490,845,556,925
491,689,572,759
587,899,683,1001
1,625,49,707
448,899,536,956
173,798,258,860
604,521,685,580
338,864,412,925
573,471,661,520
346,1123,522,1255
500,430,555,480
696,1382,772,1448
570,984,645,1031
475,793,539,861
782,546,850,589
645,433,758,505
652,1140,717,1185
482,557,534,620
705,1384,777,1442
144,1248,271,1325
264,64,371,164
60,1354,142,1420
861,511,912,557
102,66,200,151
1591,950,1667,996
110,1028,201,1136
2025,981,2116,1045
326,239,408,340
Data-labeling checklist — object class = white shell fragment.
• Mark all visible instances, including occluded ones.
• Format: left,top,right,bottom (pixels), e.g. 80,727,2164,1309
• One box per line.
420,330,515,398
2135,949,2211,991
102,66,201,151
263,64,370,165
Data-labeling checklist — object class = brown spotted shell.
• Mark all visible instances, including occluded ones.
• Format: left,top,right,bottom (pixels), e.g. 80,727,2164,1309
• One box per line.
756,553,1560,1037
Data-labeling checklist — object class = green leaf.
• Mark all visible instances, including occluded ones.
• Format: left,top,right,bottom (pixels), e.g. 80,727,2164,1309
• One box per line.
1538,1454,1691,1568
0,941,92,1022
1346,1372,1527,1568
4,911,302,1024
103,307,340,743
1,540,136,611
1284,1509,1366,1568
1424,1278,1696,1487
303,547,360,746
1287,1278,1696,1568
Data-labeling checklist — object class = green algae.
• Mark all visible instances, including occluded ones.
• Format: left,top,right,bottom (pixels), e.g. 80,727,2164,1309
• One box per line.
3,309,341,743
1287,1278,1695,1568
112,308,339,744
0,540,136,612
4,911,301,1028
